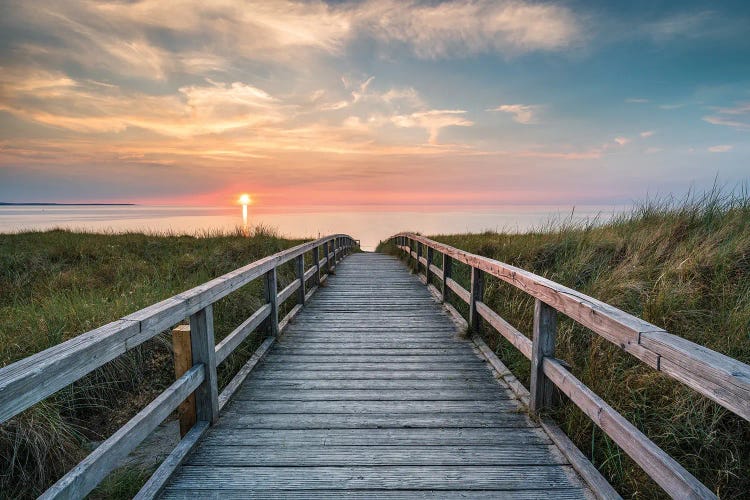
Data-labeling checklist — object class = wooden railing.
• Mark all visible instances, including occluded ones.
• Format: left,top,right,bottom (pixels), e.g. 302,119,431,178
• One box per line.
0,234,358,499
391,233,749,500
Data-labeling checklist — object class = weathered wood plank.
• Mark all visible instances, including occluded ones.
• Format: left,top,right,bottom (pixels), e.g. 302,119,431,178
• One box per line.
543,357,714,499
446,277,470,304
164,465,583,491
186,444,568,466
134,421,209,500
218,337,275,411
233,388,508,401
475,301,533,360
40,365,204,500
162,489,586,499
199,427,552,447
214,304,271,364
530,299,558,414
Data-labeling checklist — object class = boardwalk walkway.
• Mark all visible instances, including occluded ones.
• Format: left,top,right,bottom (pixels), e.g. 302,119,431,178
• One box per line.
162,253,589,498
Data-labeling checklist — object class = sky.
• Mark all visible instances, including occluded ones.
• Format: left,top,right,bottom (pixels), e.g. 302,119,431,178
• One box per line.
0,0,748,208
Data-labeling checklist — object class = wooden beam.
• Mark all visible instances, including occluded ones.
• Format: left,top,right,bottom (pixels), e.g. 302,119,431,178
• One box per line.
530,299,558,415
442,255,452,304
214,304,272,365
296,254,306,305
263,268,279,337
171,324,196,437
190,306,219,424
469,267,484,333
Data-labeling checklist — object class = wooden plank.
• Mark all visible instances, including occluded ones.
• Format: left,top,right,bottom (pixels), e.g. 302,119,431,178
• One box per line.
446,277,470,304
40,365,204,500
475,301,533,360
200,427,552,447
223,400,515,414
162,489,587,499
543,357,714,499
186,444,568,466
263,354,485,364
278,303,303,332
171,325,196,437
430,263,444,280
249,362,489,371
303,265,316,282
214,304,271,364
164,465,583,491
276,277,300,306
215,412,532,429
530,299,558,414
234,388,508,401
133,421,209,500
218,337,275,411
639,331,750,421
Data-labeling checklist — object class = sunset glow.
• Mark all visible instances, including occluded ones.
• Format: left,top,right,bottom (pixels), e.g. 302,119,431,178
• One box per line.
238,194,251,206
0,1,748,208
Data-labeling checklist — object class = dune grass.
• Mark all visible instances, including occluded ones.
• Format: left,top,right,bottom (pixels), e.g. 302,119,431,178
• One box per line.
0,226,308,498
378,189,750,498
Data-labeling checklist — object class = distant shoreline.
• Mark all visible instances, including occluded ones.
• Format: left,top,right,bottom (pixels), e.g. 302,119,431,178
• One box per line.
0,202,136,206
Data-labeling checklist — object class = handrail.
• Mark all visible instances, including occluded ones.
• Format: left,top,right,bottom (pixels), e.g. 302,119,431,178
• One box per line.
391,232,749,499
0,234,358,499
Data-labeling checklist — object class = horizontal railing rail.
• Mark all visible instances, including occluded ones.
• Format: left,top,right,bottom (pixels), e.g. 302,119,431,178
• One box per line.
392,232,750,499
0,234,358,499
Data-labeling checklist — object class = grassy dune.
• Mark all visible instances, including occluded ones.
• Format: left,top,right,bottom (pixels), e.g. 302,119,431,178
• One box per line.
0,227,307,498
379,191,750,498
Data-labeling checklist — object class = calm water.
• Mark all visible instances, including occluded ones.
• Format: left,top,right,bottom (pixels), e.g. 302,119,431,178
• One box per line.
0,205,628,251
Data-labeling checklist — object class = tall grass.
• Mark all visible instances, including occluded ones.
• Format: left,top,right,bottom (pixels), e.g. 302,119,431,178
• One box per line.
0,225,306,498
378,188,750,498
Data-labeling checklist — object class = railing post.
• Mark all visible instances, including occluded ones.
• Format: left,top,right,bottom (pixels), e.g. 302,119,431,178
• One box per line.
171,324,196,437
530,298,558,414
442,255,452,303
426,246,434,285
189,305,219,424
264,267,279,337
296,254,306,305
322,241,329,274
416,242,422,275
469,267,484,332
312,245,320,286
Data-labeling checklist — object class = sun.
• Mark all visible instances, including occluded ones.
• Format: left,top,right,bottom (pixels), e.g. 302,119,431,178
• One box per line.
238,193,251,205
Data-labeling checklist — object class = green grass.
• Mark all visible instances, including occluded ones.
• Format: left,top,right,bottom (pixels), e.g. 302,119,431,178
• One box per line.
0,226,307,498
378,189,750,498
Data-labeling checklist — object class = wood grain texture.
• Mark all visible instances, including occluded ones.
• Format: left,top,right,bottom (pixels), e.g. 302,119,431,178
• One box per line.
163,253,588,499
171,325,195,437
393,233,749,423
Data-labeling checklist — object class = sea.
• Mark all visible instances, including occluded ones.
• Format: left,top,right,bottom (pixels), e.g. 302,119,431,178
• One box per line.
0,204,629,251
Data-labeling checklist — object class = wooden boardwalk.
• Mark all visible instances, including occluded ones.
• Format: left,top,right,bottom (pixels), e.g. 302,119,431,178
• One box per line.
162,253,589,498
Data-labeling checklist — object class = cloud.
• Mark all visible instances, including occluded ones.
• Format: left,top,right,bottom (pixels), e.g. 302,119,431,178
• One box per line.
614,136,630,146
708,145,733,153
659,103,685,110
357,0,582,58
626,98,649,103
391,110,474,144
489,104,540,124
703,102,750,130
640,130,654,138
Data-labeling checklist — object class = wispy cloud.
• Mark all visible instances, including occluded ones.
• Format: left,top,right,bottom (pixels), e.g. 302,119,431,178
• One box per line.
626,98,649,103
614,136,631,146
703,102,750,130
391,110,473,144
488,104,541,124
708,144,733,153
640,130,655,138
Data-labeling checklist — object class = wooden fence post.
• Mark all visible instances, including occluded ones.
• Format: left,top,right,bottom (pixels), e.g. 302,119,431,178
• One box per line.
171,324,196,437
296,254,306,305
189,305,219,424
322,241,329,274
312,246,320,286
530,298,558,414
442,255,452,303
264,268,279,337
426,247,434,285
470,267,484,333
416,242,422,275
